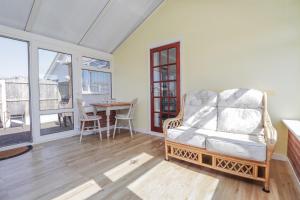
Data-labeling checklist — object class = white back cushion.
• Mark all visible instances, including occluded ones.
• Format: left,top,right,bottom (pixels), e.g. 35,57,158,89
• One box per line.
183,90,218,130
217,88,264,135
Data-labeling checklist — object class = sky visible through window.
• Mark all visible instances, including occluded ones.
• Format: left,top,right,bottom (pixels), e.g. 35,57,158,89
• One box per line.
0,37,28,78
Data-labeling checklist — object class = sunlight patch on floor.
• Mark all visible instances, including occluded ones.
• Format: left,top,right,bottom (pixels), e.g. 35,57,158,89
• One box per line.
127,161,219,200
52,179,102,200
104,152,153,182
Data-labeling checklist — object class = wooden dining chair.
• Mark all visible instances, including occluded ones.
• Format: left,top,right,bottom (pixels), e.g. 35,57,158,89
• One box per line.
77,99,102,142
113,98,138,139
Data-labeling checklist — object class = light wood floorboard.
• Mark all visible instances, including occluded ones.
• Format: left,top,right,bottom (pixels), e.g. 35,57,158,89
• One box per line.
0,132,299,200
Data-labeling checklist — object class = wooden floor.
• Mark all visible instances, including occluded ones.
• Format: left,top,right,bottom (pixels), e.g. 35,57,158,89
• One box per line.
0,132,299,200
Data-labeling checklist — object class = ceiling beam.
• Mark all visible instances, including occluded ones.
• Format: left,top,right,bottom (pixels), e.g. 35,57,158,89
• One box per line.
24,0,42,32
77,0,113,45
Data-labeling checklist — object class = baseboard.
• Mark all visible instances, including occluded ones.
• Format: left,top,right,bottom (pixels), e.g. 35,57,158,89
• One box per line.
272,153,288,161
135,128,164,138
287,158,300,187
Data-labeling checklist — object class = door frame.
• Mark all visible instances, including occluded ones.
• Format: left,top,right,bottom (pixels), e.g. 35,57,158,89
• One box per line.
150,41,181,133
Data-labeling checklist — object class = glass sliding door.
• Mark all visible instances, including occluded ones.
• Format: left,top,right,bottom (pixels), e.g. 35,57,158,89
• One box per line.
0,36,31,147
38,49,73,136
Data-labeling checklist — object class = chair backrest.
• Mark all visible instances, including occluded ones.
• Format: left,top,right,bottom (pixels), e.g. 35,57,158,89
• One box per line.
183,90,218,130
217,88,264,135
127,98,138,118
77,99,88,119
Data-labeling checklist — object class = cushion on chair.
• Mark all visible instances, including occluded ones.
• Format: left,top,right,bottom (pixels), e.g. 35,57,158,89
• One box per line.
167,126,206,148
217,88,264,135
206,132,266,162
183,90,218,130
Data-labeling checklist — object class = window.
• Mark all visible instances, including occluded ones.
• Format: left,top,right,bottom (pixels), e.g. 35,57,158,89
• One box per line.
0,36,32,147
82,56,110,69
38,49,73,110
81,57,112,98
82,70,112,96
38,49,73,135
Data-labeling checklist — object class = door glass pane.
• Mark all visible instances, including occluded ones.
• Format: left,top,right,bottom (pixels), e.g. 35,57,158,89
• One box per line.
153,83,160,97
168,65,176,80
161,113,169,126
40,113,73,135
39,49,73,110
153,52,159,66
161,50,167,65
168,48,176,63
154,113,160,127
161,66,168,81
169,81,176,97
170,98,177,112
154,98,160,112
162,98,169,112
153,67,160,82
0,36,31,147
161,82,168,97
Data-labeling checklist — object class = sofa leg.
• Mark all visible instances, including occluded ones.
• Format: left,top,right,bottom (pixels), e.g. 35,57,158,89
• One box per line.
262,181,270,193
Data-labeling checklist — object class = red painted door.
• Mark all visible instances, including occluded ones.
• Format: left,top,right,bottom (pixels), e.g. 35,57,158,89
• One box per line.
150,42,180,133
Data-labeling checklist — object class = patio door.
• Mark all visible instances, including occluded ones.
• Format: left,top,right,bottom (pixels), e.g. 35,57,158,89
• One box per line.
150,42,180,133
0,36,32,148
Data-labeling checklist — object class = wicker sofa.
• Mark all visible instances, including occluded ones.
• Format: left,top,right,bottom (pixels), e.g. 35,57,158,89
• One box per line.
163,88,277,192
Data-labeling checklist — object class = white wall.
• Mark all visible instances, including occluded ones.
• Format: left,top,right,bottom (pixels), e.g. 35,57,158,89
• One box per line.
113,0,300,155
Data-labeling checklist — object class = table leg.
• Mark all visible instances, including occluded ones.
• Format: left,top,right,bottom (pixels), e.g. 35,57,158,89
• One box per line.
106,108,110,138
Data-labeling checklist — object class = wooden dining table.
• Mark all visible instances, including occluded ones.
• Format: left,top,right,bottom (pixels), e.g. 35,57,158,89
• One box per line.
91,102,131,138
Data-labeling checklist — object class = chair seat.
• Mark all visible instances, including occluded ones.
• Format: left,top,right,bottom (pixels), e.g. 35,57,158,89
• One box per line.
167,126,266,161
81,115,101,121
115,114,132,120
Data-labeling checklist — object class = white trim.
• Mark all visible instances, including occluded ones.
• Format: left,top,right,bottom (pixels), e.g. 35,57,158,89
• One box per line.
287,158,300,187
271,153,288,161
0,142,32,152
135,128,164,138
33,130,79,144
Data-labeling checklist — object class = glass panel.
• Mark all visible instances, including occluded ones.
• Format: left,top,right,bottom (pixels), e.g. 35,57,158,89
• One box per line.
154,98,160,112
154,113,160,127
81,70,112,97
161,113,169,126
153,52,159,66
168,48,176,63
39,49,73,110
160,50,167,65
153,67,160,82
161,66,168,81
161,82,168,97
162,98,169,112
82,57,110,69
169,81,176,97
168,65,176,80
153,83,160,97
0,36,31,147
40,113,73,135
169,98,177,112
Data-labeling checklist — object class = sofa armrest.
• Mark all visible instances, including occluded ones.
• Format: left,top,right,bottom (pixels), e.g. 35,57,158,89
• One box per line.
264,111,277,160
163,114,183,137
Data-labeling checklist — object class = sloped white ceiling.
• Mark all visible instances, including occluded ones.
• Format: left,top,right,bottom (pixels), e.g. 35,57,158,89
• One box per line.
0,0,164,53
0,0,34,30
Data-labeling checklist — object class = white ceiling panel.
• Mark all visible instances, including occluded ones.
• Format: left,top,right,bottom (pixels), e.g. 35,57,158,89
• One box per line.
29,0,110,43
80,0,163,53
0,0,34,30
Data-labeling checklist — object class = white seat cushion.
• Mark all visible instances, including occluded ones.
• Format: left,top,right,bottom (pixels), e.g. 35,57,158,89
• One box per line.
183,90,218,130
206,132,266,162
167,126,206,148
217,89,264,135
167,127,266,161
